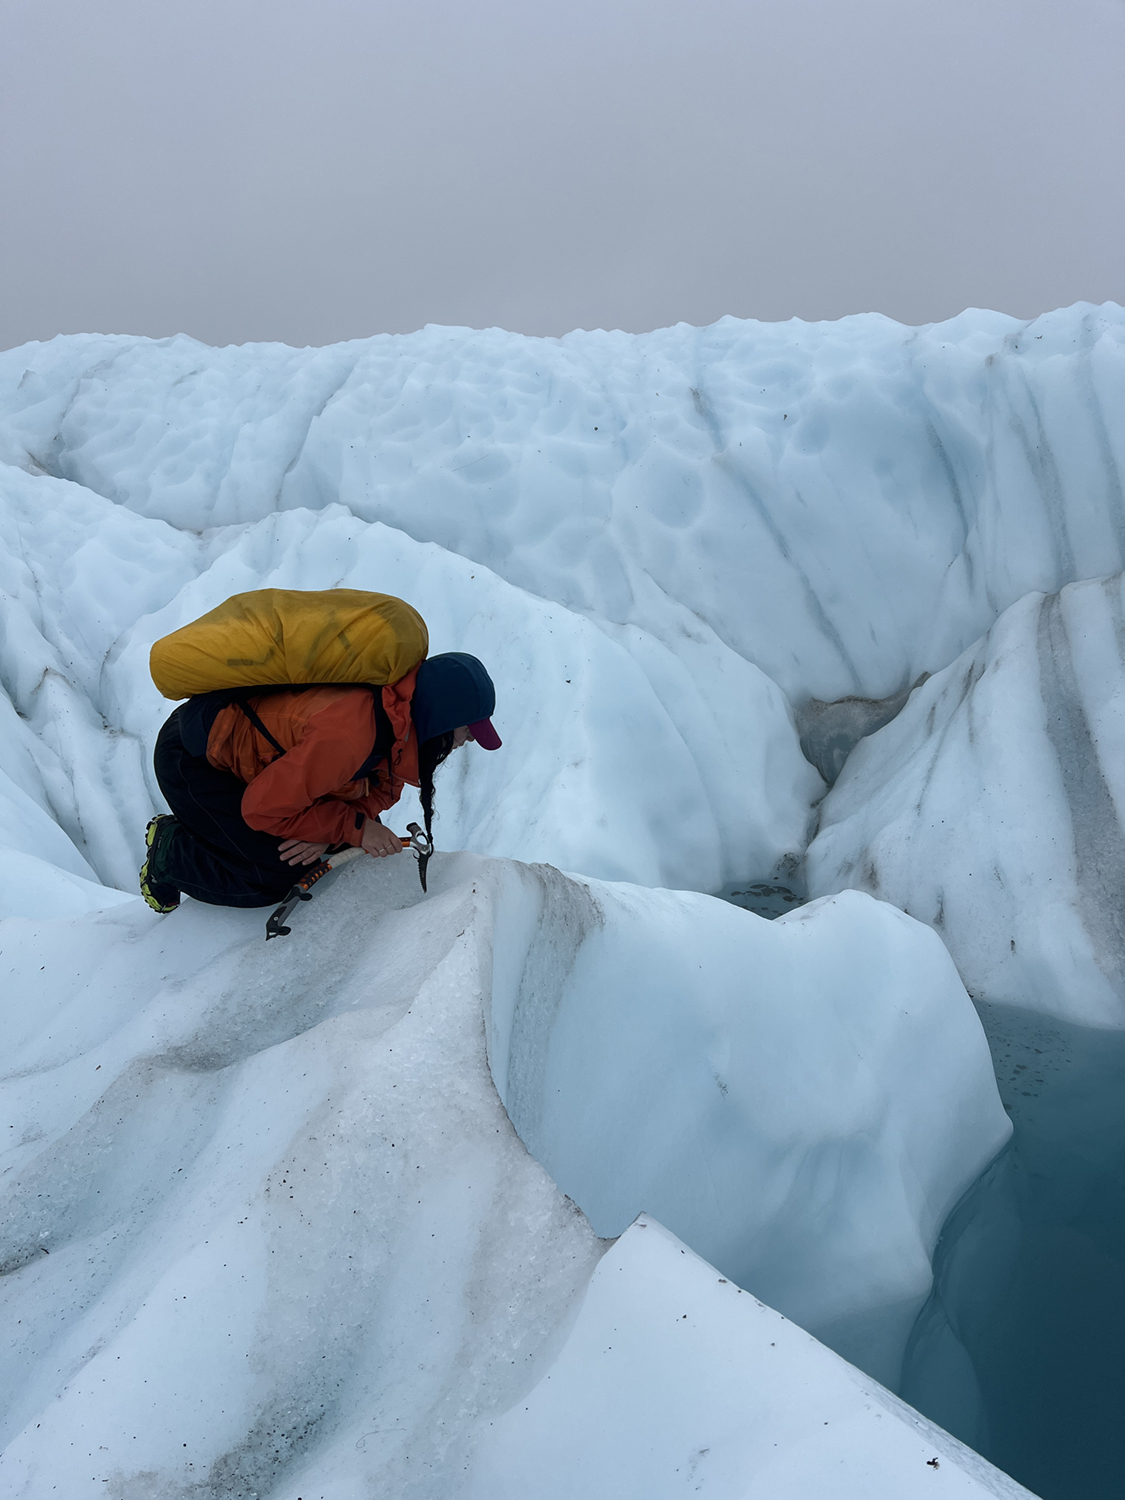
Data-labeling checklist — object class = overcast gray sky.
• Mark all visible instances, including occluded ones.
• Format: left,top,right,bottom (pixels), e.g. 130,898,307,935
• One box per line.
1,0,1122,349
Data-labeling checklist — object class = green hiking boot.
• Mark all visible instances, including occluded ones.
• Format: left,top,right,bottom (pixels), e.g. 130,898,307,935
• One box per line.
140,814,181,913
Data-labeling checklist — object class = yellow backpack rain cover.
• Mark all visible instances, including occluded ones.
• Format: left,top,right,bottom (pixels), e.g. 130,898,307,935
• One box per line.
150,589,429,699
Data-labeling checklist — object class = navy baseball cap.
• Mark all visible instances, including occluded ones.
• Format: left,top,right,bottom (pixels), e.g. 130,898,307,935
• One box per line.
412,653,501,749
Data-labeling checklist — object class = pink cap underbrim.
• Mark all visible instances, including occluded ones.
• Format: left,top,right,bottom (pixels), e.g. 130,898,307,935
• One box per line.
469,718,502,750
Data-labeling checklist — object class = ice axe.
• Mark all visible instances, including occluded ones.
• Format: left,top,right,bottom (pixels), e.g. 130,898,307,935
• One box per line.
265,822,433,940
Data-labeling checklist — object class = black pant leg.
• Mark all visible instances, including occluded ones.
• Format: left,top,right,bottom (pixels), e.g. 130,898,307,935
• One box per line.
153,708,297,908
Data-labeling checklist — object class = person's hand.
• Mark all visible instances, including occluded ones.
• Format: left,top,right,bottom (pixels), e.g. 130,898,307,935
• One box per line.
278,838,330,867
361,818,403,858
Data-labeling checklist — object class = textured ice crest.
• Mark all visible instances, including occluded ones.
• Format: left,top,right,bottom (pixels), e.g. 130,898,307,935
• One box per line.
809,571,1125,1026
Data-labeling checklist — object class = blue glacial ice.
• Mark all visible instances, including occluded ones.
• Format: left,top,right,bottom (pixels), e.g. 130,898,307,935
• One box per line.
5,302,1125,1496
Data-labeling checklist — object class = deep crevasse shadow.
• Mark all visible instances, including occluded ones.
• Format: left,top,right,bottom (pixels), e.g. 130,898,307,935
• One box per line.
901,1002,1125,1500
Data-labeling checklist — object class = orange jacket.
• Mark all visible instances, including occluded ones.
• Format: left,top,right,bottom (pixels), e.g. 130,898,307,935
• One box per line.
205,673,421,845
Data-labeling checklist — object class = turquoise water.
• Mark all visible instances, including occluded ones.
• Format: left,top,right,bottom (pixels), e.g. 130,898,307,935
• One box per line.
718,882,807,920
902,1002,1125,1500
716,879,1125,1498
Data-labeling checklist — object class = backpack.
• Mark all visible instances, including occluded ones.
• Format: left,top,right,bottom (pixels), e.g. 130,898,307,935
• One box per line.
150,588,428,699
151,588,428,775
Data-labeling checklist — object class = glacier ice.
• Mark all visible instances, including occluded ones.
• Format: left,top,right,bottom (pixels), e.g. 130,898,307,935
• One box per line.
3,304,1124,706
464,1217,1033,1500
0,465,820,907
0,858,603,1497
808,571,1125,1027
484,864,1008,1388
0,854,1018,1497
4,303,1125,1496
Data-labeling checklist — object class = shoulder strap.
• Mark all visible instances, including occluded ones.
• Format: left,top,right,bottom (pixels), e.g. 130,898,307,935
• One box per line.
236,698,287,758
178,682,390,770
177,684,292,760
354,690,396,781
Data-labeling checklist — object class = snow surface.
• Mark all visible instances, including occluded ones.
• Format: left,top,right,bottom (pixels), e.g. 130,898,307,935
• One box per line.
0,853,1016,1497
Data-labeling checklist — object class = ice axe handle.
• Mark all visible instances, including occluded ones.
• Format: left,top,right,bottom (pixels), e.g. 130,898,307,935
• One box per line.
265,827,433,939
339,829,430,859
264,847,361,939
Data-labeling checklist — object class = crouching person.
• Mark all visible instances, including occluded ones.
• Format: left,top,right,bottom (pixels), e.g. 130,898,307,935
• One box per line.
139,651,501,913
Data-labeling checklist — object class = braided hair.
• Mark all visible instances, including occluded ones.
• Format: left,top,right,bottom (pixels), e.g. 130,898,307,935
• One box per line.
417,730,455,849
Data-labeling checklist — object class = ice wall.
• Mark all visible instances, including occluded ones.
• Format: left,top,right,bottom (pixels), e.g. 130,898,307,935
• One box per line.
484,864,1009,1387
808,572,1125,1027
2,304,1124,708
0,463,819,910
